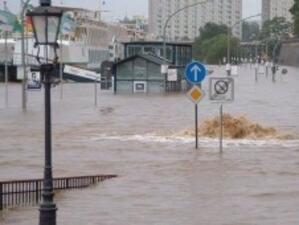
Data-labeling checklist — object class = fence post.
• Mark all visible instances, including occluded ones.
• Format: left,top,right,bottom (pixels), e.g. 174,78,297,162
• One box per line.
0,182,3,210
35,181,39,204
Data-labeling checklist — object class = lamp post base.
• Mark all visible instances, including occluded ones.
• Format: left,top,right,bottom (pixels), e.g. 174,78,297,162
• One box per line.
39,203,57,225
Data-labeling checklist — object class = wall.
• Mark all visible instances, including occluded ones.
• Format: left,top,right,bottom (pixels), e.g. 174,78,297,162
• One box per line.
116,57,164,94
279,39,299,67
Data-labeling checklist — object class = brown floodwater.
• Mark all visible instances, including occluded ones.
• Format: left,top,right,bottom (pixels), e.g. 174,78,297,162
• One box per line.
0,65,299,225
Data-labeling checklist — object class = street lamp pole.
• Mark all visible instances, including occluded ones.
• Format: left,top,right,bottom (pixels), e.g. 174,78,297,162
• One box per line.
162,0,211,59
27,1,63,225
40,62,56,225
271,40,281,82
227,14,261,66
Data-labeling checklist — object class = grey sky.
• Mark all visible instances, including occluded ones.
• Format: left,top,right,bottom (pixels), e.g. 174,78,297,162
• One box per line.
5,0,261,21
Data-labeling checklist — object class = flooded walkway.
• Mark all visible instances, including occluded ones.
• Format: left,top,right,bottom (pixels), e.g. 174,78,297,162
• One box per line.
0,65,299,225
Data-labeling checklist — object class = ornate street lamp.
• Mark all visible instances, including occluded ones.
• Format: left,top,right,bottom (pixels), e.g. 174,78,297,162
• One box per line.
27,1,63,225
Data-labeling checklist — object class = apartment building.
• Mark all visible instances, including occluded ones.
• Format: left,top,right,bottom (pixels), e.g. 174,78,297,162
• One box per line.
148,0,243,41
262,0,294,24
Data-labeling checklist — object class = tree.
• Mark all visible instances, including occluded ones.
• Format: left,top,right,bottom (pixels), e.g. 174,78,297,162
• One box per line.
260,17,292,41
290,0,299,36
242,21,260,42
192,23,239,64
198,22,229,42
259,17,292,58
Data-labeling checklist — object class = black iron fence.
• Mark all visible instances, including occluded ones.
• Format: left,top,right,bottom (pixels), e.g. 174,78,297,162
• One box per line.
0,175,117,210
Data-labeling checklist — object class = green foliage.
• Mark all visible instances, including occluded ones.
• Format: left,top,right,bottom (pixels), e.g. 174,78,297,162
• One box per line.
242,21,260,42
259,17,292,58
198,23,229,42
290,0,299,36
193,23,239,64
260,17,292,41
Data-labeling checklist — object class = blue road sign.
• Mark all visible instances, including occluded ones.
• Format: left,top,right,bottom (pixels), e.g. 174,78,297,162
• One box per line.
185,61,207,84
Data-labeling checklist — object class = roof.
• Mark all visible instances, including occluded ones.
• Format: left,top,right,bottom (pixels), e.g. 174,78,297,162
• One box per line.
47,6,91,13
280,38,299,44
115,54,172,66
122,41,193,46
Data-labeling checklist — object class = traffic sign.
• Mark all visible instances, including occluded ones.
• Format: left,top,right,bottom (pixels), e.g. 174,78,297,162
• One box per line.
215,80,229,95
187,86,205,104
209,77,234,102
185,61,207,84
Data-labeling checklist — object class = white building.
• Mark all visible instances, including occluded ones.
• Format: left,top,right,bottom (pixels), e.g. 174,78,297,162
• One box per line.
148,0,242,41
262,0,294,24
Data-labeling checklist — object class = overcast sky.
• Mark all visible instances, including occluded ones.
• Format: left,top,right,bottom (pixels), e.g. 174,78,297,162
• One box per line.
5,0,261,21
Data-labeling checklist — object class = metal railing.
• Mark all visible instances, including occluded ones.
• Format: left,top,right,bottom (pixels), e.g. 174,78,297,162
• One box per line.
0,175,117,210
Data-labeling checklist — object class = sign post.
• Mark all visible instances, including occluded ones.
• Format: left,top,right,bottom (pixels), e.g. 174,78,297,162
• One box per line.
255,63,258,82
94,78,98,107
219,104,223,153
209,77,235,153
185,61,207,149
161,64,168,93
195,104,198,149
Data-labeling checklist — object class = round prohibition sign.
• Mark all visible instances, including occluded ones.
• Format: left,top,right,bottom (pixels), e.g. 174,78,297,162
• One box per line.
214,80,229,95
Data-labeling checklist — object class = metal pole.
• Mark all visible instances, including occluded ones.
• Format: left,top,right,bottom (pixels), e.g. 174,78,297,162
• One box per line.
272,66,276,83
227,29,230,65
219,104,223,153
255,43,258,63
227,14,261,70
4,31,8,107
59,36,63,99
94,78,98,107
163,28,167,60
21,0,30,111
255,65,258,82
162,0,210,59
195,104,198,149
0,182,2,211
266,40,269,59
39,2,56,223
271,41,280,83
39,65,57,225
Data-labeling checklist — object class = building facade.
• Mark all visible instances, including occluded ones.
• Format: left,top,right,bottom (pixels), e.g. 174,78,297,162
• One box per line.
262,0,294,24
123,41,192,66
114,41,193,94
114,54,170,94
148,0,242,41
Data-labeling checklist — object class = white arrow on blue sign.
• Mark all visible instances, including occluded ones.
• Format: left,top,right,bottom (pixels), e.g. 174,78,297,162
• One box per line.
185,61,207,84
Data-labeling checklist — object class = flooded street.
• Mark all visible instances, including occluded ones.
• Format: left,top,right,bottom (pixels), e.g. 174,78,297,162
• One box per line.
1,65,299,225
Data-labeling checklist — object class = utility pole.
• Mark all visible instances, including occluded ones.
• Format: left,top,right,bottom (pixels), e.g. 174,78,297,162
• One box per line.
4,30,8,107
21,0,30,111
4,1,9,107
162,0,211,60
59,0,63,99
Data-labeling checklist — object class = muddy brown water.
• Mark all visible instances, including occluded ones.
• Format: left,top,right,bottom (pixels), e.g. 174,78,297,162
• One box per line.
0,65,299,225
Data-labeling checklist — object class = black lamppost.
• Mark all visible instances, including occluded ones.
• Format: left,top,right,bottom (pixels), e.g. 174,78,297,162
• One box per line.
27,1,62,225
